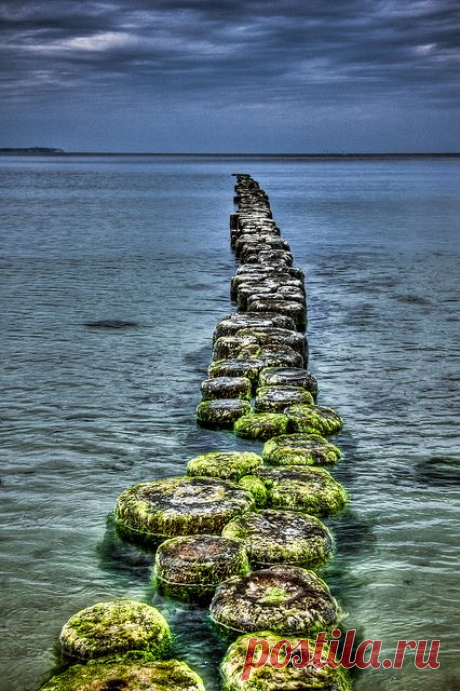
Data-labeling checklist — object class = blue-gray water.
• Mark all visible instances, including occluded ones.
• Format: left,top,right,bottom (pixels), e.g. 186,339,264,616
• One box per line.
0,155,459,691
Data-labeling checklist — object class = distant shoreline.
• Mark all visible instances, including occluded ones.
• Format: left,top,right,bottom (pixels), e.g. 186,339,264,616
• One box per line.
0,149,459,158
0,147,65,154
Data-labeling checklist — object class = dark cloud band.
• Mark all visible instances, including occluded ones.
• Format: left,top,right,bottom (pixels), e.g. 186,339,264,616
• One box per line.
0,0,458,149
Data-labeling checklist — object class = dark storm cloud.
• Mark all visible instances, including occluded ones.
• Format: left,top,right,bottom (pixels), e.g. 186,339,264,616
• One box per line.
0,0,458,149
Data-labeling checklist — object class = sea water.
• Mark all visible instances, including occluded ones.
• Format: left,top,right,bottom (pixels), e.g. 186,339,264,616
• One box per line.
0,154,459,691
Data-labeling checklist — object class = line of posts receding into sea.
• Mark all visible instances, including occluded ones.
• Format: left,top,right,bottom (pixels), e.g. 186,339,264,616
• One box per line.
39,176,352,691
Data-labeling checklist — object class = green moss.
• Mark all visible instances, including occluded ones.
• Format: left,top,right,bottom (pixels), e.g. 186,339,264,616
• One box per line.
263,433,342,467
187,451,263,482
255,386,314,412
221,631,353,691
245,298,306,330
207,359,260,385
210,565,341,638
201,376,252,401
242,467,347,517
153,535,250,602
251,345,304,369
238,475,268,508
238,345,264,360
222,510,333,570
235,327,307,359
115,477,256,545
234,412,289,440
40,657,206,690
285,404,343,436
213,312,296,342
213,336,259,360
88,650,158,664
59,600,172,661
196,398,251,428
259,366,318,399
259,586,288,605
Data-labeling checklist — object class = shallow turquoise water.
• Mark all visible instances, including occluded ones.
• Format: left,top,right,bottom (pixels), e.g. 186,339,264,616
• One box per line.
0,155,459,691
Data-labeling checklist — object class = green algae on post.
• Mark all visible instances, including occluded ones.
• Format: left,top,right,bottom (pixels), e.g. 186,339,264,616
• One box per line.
213,336,259,360
210,565,341,638
115,476,255,545
39,657,206,691
253,345,304,368
196,398,251,429
213,312,296,341
238,475,268,508
255,385,314,412
187,451,263,482
154,534,250,602
263,433,342,467
246,298,306,330
222,509,333,570
285,404,343,436
59,600,172,661
235,327,307,359
221,631,352,691
259,366,318,398
201,376,252,401
234,412,289,440
207,358,260,385
242,466,347,517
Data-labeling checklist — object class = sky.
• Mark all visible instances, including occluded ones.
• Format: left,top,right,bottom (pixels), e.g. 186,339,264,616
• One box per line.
0,0,459,152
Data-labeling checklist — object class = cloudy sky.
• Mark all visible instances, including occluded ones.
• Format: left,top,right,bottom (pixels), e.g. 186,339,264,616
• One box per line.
0,0,459,152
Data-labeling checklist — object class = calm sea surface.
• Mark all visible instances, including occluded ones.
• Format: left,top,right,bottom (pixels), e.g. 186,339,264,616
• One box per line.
0,155,459,691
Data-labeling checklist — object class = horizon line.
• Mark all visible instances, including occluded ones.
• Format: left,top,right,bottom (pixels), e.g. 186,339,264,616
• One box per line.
1,150,460,158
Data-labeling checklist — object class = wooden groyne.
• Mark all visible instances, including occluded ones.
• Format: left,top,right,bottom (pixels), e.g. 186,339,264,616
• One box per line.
195,174,351,689
40,175,351,691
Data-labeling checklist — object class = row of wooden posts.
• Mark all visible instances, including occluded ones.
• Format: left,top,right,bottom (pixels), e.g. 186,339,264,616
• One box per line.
38,175,352,691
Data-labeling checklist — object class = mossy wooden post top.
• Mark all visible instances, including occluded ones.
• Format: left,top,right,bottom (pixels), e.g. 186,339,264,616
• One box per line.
222,509,333,570
221,630,353,691
115,476,256,544
40,656,207,691
210,564,341,638
59,599,172,661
